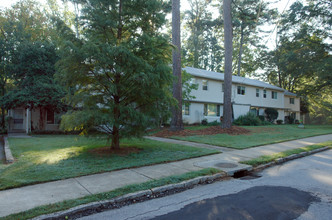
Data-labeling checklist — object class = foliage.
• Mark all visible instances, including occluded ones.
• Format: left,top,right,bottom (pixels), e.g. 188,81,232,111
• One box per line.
57,0,174,148
264,0,332,124
233,112,262,126
182,0,223,72
264,108,278,123
276,120,283,125
201,118,208,125
231,0,277,76
0,41,65,110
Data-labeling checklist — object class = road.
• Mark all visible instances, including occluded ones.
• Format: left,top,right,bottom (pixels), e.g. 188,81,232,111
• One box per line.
79,149,332,220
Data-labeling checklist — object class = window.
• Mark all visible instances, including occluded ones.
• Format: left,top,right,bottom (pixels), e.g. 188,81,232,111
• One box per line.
256,89,260,97
290,98,295,104
263,90,267,98
202,80,208,90
221,83,224,92
47,109,62,124
204,104,220,116
182,103,190,115
272,91,278,99
47,109,54,124
237,86,245,95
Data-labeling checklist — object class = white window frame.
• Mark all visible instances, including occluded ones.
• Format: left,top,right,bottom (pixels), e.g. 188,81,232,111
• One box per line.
202,80,208,91
237,86,245,95
290,98,295,104
263,90,267,98
256,88,260,97
272,91,278,99
182,103,190,115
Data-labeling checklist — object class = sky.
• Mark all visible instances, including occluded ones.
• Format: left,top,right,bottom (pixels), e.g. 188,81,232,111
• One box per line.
0,0,296,49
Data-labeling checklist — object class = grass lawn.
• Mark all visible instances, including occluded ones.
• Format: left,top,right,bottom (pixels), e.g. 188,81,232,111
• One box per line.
172,125,332,149
0,135,218,190
241,141,332,166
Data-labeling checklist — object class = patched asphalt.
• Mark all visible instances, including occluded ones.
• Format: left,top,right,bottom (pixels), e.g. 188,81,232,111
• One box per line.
151,186,319,220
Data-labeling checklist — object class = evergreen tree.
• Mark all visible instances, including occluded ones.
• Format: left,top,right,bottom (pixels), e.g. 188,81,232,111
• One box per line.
57,0,174,148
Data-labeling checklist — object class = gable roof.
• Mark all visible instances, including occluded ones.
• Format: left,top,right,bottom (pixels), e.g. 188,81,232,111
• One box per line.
183,67,285,92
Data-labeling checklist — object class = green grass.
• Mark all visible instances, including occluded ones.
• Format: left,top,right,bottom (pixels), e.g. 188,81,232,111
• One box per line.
172,125,332,149
2,168,221,220
241,141,332,166
0,135,218,190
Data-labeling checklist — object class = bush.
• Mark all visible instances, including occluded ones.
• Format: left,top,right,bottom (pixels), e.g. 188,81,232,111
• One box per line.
201,118,208,125
276,120,283,125
233,112,261,126
258,115,265,122
264,108,279,123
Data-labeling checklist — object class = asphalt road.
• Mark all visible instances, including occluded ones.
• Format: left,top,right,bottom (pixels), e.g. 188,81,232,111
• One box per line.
79,149,332,220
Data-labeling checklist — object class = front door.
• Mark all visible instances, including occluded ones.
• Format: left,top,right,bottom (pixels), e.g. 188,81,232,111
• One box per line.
13,109,24,130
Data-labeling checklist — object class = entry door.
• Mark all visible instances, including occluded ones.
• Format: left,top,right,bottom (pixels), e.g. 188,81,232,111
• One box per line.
13,109,24,130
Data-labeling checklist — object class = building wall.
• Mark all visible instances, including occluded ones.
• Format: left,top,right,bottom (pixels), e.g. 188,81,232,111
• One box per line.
184,77,292,124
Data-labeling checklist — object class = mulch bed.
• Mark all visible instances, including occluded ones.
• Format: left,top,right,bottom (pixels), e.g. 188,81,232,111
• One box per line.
89,146,141,156
153,126,251,138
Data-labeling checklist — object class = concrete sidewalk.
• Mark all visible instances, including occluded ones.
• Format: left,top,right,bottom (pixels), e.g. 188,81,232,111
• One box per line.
0,134,331,218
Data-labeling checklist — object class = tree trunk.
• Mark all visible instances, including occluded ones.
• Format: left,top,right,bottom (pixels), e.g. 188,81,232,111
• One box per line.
222,0,233,129
170,0,183,131
237,23,244,76
39,107,45,130
111,124,120,149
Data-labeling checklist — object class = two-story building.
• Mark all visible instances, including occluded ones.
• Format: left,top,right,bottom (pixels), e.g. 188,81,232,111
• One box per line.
182,67,300,124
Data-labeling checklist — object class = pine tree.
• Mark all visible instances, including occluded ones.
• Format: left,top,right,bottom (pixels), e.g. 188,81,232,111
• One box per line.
57,0,173,149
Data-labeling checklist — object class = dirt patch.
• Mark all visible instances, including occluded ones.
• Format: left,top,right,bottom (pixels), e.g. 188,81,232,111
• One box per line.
89,147,141,156
153,126,250,138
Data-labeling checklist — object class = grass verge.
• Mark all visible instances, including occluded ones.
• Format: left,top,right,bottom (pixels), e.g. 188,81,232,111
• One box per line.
2,168,221,220
240,141,332,167
0,135,218,190
172,125,332,149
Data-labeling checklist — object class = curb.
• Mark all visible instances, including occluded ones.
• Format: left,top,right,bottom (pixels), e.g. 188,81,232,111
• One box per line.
252,146,330,171
4,137,14,163
32,173,227,220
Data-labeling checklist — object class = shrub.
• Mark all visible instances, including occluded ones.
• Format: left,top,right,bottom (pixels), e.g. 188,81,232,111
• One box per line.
258,115,265,122
276,120,283,125
264,108,279,123
201,118,208,125
233,112,261,126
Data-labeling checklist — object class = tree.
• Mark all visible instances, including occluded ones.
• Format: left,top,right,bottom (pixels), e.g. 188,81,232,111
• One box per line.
0,41,65,130
182,0,223,72
265,0,332,124
57,0,173,149
222,0,233,129
231,0,277,76
170,0,183,131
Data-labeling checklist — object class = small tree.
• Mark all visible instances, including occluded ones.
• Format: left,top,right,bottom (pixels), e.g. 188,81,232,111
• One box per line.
58,0,173,149
264,108,278,123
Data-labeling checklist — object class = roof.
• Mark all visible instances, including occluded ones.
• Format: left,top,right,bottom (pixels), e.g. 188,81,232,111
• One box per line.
183,67,285,92
284,90,298,97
